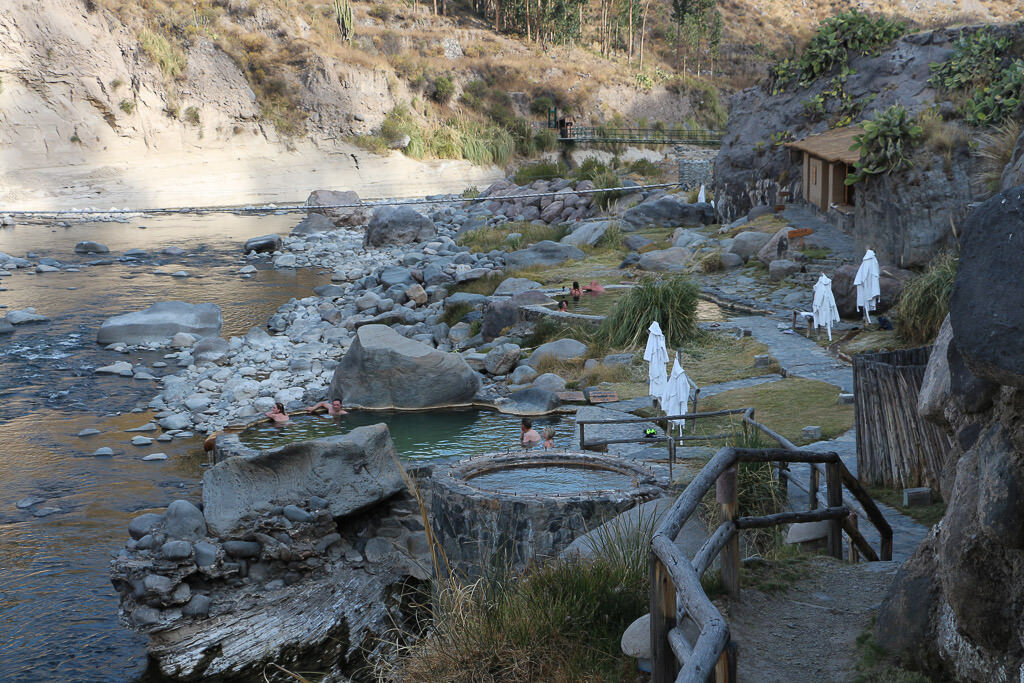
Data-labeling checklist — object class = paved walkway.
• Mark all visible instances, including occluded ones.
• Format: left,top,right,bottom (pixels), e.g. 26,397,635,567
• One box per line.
730,315,853,393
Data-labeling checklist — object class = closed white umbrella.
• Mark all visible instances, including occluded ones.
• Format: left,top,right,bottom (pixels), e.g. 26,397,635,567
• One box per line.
697,184,706,203
812,273,841,341
661,355,692,435
644,321,669,399
854,249,880,323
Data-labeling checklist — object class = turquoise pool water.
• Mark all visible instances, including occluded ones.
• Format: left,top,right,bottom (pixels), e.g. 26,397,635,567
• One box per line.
467,465,638,495
238,410,576,460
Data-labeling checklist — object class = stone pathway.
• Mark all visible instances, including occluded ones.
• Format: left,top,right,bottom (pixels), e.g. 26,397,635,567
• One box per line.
779,205,859,261
730,315,853,393
697,373,784,398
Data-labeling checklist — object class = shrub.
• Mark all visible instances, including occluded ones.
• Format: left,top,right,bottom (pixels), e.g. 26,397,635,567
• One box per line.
431,75,455,104
846,105,923,185
368,3,392,21
138,27,186,78
532,128,558,153
461,185,480,199
119,98,135,114
892,251,958,345
975,118,1024,192
184,106,201,126
110,78,124,90
927,29,1023,127
513,160,566,184
597,275,701,349
529,94,554,117
627,158,663,179
700,250,725,273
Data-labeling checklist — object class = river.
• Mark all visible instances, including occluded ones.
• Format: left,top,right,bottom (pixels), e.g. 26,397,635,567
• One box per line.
0,214,323,681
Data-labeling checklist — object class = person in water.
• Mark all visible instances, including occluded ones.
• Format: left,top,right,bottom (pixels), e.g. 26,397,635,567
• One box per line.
570,281,582,301
521,418,542,448
266,402,289,424
585,280,605,294
541,426,556,449
306,399,348,417
557,299,568,312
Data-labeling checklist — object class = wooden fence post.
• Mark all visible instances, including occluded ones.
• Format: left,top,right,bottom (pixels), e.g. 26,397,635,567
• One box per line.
715,639,738,683
826,462,843,559
809,466,819,510
717,465,740,598
650,554,678,683
579,422,586,451
847,513,860,564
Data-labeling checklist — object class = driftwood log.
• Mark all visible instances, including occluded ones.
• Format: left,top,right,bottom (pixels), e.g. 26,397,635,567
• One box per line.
852,347,952,494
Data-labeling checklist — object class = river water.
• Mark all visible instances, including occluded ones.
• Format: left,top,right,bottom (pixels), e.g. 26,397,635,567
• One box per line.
0,214,324,681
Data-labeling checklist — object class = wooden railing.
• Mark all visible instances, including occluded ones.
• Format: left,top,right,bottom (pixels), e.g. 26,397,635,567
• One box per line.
576,406,894,681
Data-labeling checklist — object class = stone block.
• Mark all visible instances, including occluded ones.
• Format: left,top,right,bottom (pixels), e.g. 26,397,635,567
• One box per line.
801,426,822,440
902,487,932,507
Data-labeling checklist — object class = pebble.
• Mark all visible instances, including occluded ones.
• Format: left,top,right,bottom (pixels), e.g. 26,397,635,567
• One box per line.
142,452,168,461
92,447,114,456
33,507,63,518
126,422,158,432
171,271,189,278
16,497,44,509
77,428,101,437
131,435,154,446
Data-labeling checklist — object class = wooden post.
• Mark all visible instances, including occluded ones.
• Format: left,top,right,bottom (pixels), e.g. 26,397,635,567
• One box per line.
579,422,586,451
847,513,860,564
809,466,819,510
826,462,843,559
668,437,676,481
715,639,738,683
650,554,678,683
717,465,740,598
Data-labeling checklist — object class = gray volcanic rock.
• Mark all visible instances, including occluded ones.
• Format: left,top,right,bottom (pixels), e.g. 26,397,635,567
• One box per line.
524,338,587,367
306,189,368,227
290,213,335,236
330,324,479,408
561,220,613,247
202,424,404,535
506,241,584,270
480,298,518,342
0,317,13,335
75,240,109,254
97,302,222,345
484,343,521,375
917,316,953,424
621,197,714,230
193,337,229,364
949,186,1024,388
243,234,282,254
1001,128,1024,190
501,387,561,415
364,206,436,247
493,278,541,296
729,231,771,262
637,247,691,272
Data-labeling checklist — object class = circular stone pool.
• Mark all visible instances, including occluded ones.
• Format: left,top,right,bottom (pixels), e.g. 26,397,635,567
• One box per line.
431,451,660,575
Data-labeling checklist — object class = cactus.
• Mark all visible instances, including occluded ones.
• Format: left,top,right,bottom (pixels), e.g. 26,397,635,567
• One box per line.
334,0,353,41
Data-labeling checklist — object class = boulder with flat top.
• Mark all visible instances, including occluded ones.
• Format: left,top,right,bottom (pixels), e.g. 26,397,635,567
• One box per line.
97,302,223,346
306,190,369,227
330,324,479,408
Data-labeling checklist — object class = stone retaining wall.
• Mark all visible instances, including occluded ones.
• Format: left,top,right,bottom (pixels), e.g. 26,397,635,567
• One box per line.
431,451,660,576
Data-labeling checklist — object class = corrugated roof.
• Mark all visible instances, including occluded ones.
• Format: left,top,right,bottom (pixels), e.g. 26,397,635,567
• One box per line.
785,125,864,165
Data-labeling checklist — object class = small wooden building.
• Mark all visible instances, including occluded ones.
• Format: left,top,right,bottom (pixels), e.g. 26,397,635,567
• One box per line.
785,126,863,213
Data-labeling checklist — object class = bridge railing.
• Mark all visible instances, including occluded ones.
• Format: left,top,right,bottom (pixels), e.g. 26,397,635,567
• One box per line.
561,127,723,145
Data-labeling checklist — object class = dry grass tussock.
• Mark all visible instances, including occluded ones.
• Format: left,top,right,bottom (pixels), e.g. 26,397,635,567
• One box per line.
975,118,1024,193
529,354,641,388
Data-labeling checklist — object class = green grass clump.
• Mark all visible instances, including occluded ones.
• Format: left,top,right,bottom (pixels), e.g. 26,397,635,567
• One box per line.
866,487,946,527
626,158,664,180
450,272,505,296
184,106,200,126
853,622,936,683
457,222,568,253
138,27,186,78
387,509,652,681
119,98,136,114
597,275,701,349
513,160,567,185
441,302,474,327
891,251,958,345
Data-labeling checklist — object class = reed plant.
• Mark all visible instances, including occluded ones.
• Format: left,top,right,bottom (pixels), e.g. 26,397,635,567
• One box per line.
891,251,958,345
596,275,701,349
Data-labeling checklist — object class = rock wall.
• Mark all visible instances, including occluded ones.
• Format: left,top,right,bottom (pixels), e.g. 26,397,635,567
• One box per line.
713,24,1024,267
876,185,1024,681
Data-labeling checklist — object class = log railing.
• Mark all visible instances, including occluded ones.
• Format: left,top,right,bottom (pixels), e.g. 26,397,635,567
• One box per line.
576,406,894,681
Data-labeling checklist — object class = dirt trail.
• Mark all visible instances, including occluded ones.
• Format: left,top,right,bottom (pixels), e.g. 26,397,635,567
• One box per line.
724,557,899,682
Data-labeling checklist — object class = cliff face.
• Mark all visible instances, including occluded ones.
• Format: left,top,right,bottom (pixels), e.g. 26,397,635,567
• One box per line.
877,185,1024,681
712,24,1024,268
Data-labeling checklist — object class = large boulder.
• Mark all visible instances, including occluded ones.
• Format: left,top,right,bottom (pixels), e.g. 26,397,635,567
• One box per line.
493,278,542,296
243,234,282,254
97,302,222,345
524,338,588,367
729,231,771,262
560,220,613,247
290,213,335,236
193,337,230,364
202,424,404,536
364,206,436,247
621,196,714,231
306,189,369,227
484,343,521,375
330,324,479,408
506,241,584,270
481,298,518,341
1001,128,1024,191
500,387,561,415
830,263,913,318
756,227,793,266
949,187,1024,388
637,247,691,272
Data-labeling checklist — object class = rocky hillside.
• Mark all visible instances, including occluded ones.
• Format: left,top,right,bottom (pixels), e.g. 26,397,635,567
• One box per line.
714,19,1024,268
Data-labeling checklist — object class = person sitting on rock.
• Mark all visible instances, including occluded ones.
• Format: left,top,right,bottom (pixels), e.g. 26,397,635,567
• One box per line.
521,418,542,448
266,402,289,424
570,281,583,301
541,426,556,449
306,399,348,417
585,280,605,294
